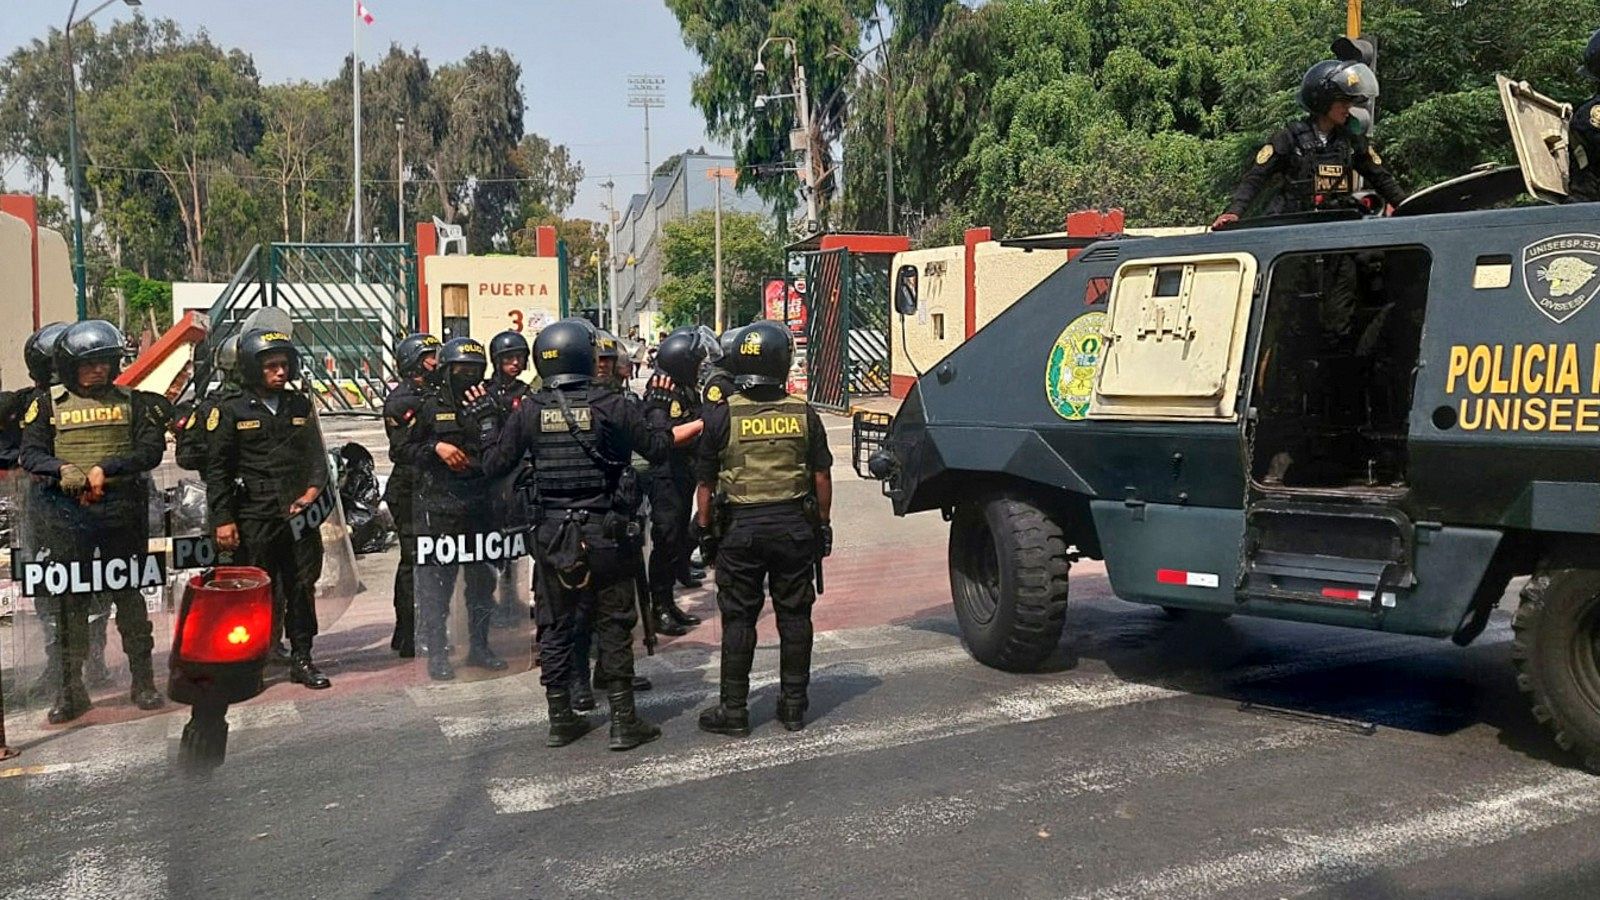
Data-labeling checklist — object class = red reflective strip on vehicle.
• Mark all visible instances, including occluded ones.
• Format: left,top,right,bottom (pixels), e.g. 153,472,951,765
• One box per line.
1321,587,1363,601
1156,569,1187,585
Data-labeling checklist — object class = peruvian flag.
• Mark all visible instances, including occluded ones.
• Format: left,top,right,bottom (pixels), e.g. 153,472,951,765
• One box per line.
356,1,375,24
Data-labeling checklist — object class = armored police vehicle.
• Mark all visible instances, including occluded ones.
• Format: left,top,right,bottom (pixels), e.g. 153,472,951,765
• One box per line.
860,78,1600,771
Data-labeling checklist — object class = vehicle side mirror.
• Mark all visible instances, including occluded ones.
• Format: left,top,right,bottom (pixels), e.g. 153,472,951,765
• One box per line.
894,265,919,316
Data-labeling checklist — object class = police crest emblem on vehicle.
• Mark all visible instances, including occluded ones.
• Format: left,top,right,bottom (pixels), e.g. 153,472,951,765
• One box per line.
1045,311,1106,421
1523,234,1600,324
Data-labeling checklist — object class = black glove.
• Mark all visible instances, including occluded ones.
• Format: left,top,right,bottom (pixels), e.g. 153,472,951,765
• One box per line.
698,523,720,564
818,522,833,558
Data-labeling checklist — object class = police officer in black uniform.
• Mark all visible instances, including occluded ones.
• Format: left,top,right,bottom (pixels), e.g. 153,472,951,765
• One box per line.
695,321,832,736
645,327,707,637
479,319,698,750
175,334,241,472
1571,29,1600,203
700,326,742,410
21,320,169,721
397,336,509,681
1213,58,1405,228
205,329,332,689
485,330,536,626
383,332,440,657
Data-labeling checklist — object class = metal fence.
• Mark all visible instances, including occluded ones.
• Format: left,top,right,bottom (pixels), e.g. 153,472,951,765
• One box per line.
803,248,892,412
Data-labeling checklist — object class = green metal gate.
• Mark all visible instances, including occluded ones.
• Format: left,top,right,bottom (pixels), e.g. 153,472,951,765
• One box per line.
203,243,417,412
803,248,891,413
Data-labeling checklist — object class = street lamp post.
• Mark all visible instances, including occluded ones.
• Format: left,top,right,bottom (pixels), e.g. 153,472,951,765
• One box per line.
754,37,819,234
64,0,142,322
396,116,405,241
601,178,620,333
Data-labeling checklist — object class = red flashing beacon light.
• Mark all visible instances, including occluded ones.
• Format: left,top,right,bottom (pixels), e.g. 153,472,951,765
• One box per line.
169,566,273,708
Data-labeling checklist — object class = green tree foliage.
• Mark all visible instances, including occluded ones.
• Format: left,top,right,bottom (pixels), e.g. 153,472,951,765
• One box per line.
655,210,785,327
832,0,1600,243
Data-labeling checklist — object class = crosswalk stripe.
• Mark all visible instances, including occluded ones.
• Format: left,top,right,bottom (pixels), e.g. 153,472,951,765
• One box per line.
554,724,1334,893
435,645,972,741
486,634,1466,814
1075,768,1600,900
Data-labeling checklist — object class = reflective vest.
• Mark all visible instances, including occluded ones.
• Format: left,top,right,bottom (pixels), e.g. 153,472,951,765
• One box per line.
718,392,810,505
49,387,133,469
533,386,612,510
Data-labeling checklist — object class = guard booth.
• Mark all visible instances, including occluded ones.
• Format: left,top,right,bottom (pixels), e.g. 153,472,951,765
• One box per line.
788,233,910,412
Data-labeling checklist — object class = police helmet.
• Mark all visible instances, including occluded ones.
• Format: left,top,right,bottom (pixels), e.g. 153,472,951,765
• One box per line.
715,325,746,373
214,333,242,376
238,328,300,388
438,336,489,372
54,319,125,389
395,332,441,378
23,322,70,385
656,326,707,385
489,330,530,365
1298,59,1379,116
1582,29,1600,82
532,318,596,388
594,329,621,362
732,320,793,389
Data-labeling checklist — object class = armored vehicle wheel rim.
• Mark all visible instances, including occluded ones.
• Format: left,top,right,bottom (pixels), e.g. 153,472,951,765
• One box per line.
948,496,1071,673
960,528,1003,626
1573,592,1600,717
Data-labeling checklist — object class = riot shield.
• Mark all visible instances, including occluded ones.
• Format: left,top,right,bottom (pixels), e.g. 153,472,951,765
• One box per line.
5,461,174,724
411,465,532,682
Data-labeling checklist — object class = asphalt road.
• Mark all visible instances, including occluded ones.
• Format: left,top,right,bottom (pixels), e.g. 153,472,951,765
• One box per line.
3,414,1599,899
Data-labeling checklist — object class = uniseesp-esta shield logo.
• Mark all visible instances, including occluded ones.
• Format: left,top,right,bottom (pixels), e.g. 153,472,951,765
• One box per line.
1523,234,1600,324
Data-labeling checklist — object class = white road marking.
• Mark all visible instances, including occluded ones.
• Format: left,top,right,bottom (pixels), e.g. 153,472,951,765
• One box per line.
488,677,1182,813
405,669,541,708
1076,768,1600,900
555,725,1333,892
435,645,973,741
163,700,302,738
0,842,167,900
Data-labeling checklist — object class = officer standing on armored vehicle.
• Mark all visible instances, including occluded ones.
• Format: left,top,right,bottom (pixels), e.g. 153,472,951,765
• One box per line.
397,336,508,681
479,319,698,750
695,320,832,736
1213,56,1406,228
1570,29,1600,203
205,329,332,690
645,326,708,637
21,320,169,721
383,332,440,658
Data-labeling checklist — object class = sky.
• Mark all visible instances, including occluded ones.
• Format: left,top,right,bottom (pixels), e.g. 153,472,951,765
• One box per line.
1,0,728,222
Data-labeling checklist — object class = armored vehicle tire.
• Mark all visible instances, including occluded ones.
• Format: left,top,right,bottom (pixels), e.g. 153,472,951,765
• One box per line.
1512,568,1600,774
949,496,1070,672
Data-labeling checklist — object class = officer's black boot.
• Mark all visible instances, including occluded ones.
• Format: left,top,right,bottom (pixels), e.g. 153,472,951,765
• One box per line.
85,616,113,687
47,662,91,725
427,653,455,681
392,605,415,658
776,691,809,732
607,686,661,751
289,654,332,690
697,653,752,737
777,641,811,732
546,689,593,748
652,594,689,637
465,613,508,671
663,595,702,627
128,656,165,711
593,670,651,692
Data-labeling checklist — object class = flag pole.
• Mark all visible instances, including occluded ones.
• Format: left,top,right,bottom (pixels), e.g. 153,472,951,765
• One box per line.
352,1,363,245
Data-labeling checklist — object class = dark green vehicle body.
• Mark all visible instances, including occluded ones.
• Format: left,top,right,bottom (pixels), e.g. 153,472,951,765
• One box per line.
879,201,1600,638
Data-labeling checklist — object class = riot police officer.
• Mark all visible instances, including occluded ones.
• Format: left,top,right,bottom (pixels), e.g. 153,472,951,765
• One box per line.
695,320,832,736
205,329,332,689
479,318,699,750
1213,58,1405,228
7,324,69,698
595,329,623,390
21,320,169,721
1571,29,1600,203
701,326,742,408
398,337,509,680
485,330,536,626
383,332,440,657
487,330,537,408
175,334,241,472
645,327,708,637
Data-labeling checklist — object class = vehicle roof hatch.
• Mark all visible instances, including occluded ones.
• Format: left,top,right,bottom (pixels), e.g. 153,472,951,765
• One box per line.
1497,75,1572,204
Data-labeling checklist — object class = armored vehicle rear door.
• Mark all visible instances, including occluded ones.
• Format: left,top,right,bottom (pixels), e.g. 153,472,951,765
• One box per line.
1088,253,1257,420
1498,75,1571,204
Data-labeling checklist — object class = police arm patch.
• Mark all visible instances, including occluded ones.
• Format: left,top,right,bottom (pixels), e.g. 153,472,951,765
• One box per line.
1255,144,1274,166
706,385,723,403
1591,105,1600,129
206,406,220,432
1367,146,1383,166
22,399,38,426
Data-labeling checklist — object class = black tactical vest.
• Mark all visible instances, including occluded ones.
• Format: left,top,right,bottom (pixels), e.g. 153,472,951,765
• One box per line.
532,386,613,510
1278,121,1357,213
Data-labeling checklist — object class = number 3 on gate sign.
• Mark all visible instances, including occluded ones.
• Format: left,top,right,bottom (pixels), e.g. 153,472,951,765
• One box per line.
508,309,524,331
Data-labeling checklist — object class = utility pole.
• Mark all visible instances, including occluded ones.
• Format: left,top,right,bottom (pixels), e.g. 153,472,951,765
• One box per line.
1347,0,1362,38
795,63,819,233
707,167,736,331
352,4,363,245
602,178,620,334
627,76,666,186
395,116,405,242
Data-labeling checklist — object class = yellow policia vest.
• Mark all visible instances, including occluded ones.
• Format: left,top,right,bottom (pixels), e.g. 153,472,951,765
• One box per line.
49,387,133,469
719,392,809,505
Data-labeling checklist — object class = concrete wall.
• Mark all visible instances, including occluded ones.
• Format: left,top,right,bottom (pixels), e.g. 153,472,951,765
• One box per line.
36,228,73,325
972,241,1074,330
890,245,966,393
0,212,33,387
423,254,563,341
